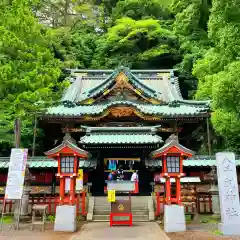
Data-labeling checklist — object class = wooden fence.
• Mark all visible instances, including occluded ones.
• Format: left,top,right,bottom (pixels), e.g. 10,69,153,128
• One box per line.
197,195,212,214
0,192,87,216
155,192,212,216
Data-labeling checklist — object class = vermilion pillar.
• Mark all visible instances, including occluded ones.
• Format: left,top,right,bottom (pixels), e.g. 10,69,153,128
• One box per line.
60,177,65,204
175,177,181,205
70,177,76,205
165,177,171,204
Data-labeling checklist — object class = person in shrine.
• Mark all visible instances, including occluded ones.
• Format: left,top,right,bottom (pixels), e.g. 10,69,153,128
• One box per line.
131,170,138,182
108,170,116,181
116,165,124,181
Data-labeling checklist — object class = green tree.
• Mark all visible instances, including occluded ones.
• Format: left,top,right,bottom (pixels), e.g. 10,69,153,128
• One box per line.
111,0,172,22
92,17,179,69
0,0,67,155
171,0,211,98
33,0,104,29
193,0,240,152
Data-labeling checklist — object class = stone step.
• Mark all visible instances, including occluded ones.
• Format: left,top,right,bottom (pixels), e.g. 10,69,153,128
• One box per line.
94,206,111,210
94,204,111,207
95,202,148,205
92,215,149,221
93,207,148,212
94,210,149,215
131,205,148,208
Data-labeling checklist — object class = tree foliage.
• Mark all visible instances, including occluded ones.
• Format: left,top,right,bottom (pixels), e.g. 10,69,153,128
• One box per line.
193,0,240,152
111,0,172,22
92,17,179,69
0,0,67,154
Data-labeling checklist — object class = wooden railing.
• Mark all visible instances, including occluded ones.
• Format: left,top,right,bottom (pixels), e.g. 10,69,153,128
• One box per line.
155,192,212,216
197,195,212,213
0,192,87,216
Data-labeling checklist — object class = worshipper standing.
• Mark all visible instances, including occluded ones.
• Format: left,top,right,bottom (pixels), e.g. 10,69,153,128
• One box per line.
131,170,139,193
116,165,124,181
108,170,116,181
131,170,138,182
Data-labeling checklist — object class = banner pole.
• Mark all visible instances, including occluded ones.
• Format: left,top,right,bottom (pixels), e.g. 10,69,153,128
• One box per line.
0,198,6,231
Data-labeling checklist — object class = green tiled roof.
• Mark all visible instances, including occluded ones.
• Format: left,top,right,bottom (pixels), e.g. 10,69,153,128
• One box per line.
46,100,209,118
0,157,97,169
44,133,91,158
150,134,195,157
60,67,210,105
145,155,240,167
43,67,211,119
63,67,162,103
81,134,162,145
80,126,163,145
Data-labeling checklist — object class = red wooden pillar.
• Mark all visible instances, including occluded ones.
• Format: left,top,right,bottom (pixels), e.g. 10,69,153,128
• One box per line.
60,177,65,204
175,177,181,205
165,177,171,204
70,177,76,205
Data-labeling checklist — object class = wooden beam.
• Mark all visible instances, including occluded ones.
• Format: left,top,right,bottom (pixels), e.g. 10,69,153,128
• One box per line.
14,118,21,148
62,127,182,133
32,114,37,157
104,158,140,161
206,117,212,155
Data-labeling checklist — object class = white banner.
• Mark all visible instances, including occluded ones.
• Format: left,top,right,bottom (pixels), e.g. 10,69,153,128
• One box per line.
5,149,28,200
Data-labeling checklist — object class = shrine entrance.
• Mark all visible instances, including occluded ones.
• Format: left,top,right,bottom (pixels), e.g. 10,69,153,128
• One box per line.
88,148,153,196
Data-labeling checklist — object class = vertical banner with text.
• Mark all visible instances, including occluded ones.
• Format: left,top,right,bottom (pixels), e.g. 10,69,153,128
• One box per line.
5,149,28,200
216,152,240,235
76,169,83,191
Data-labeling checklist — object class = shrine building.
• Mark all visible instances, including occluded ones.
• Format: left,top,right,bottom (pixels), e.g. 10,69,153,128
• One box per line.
39,66,211,195
2,66,239,208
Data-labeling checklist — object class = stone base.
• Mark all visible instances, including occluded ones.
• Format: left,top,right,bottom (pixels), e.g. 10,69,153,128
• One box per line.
164,205,186,233
211,213,221,219
54,205,76,232
20,189,31,216
219,223,240,235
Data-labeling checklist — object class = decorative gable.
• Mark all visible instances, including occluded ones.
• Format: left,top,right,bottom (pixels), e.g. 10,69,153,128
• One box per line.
80,68,162,105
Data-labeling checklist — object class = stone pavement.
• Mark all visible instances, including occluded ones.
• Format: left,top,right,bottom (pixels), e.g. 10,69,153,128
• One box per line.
72,222,170,240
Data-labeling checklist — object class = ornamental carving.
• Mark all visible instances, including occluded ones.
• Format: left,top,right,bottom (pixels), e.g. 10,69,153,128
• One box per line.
110,107,134,117
115,72,130,90
115,72,144,95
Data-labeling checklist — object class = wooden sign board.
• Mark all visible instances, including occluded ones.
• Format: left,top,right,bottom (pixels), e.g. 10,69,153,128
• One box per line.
111,200,131,213
65,169,83,192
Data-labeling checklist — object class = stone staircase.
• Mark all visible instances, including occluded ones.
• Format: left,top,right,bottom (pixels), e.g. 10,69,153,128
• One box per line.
92,196,152,222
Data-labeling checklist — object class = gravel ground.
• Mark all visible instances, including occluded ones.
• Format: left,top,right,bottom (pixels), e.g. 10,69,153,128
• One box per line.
167,224,240,240
168,231,240,240
0,222,84,240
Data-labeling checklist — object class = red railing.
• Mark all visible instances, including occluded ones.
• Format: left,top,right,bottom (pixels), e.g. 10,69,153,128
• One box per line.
0,198,13,213
155,192,164,216
0,192,87,216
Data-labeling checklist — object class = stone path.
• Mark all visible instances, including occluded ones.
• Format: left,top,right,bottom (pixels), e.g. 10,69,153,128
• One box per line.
72,222,170,240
